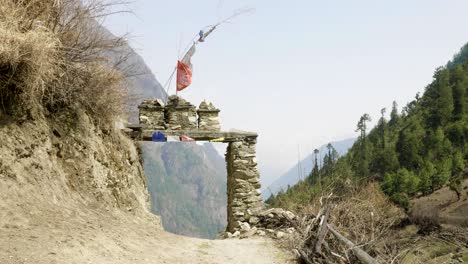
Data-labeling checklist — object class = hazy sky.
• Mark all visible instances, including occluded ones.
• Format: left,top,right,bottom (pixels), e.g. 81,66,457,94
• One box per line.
104,0,468,186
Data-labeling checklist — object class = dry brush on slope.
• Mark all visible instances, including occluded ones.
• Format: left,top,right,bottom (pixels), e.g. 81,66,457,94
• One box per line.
279,184,408,263
0,0,129,124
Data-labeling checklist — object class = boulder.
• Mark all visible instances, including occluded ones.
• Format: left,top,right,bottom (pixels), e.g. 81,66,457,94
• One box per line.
239,222,251,233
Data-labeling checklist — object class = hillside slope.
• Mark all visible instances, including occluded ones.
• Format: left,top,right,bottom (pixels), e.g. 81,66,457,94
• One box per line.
142,142,227,239
269,43,467,210
264,138,355,197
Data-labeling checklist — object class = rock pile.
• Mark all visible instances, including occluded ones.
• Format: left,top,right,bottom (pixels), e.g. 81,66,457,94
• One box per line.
165,95,197,130
138,98,165,130
254,208,297,230
222,207,298,240
197,100,221,131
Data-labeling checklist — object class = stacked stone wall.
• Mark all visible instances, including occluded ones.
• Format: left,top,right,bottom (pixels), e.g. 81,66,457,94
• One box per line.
226,138,262,232
165,95,197,130
138,96,221,131
138,99,165,130
165,107,197,130
198,110,220,131
198,100,220,131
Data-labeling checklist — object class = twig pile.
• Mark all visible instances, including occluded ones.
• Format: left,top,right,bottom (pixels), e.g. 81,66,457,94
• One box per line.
288,197,378,264
284,194,380,264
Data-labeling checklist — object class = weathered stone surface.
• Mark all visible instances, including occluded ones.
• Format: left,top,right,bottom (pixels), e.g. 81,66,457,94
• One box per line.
239,222,251,233
226,138,262,232
249,216,260,225
243,207,298,239
138,130,257,142
240,226,257,239
165,95,197,130
198,100,221,131
232,230,241,238
138,99,166,130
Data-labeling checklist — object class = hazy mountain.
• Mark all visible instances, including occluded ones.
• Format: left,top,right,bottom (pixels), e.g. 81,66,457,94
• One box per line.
99,25,167,122
119,46,167,122
141,142,227,238
263,138,356,198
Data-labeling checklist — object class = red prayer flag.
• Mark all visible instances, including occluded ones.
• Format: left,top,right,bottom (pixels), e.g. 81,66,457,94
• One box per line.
176,60,192,92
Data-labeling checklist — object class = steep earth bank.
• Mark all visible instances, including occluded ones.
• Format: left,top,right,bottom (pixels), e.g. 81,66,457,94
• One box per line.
0,110,291,263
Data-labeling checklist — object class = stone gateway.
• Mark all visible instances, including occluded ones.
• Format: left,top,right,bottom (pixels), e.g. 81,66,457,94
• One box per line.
125,96,263,233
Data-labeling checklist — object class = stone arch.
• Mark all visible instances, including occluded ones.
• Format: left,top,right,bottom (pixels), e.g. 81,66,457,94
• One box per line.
125,96,263,232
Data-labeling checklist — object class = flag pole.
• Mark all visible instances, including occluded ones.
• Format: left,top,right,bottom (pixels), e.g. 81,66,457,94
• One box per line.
164,66,177,103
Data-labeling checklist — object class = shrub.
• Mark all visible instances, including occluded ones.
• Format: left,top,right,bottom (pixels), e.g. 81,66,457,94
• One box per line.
419,161,435,194
390,192,409,209
0,0,128,124
382,168,420,198
432,158,452,189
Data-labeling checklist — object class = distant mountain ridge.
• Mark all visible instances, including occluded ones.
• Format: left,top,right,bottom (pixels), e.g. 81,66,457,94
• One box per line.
142,142,227,238
263,138,356,198
99,25,167,122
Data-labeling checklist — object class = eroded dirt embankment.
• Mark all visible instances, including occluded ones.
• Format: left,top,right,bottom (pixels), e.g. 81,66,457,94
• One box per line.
0,111,292,264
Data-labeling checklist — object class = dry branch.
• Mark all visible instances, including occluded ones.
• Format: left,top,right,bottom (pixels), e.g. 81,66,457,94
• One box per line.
315,204,332,254
327,224,379,264
288,191,389,264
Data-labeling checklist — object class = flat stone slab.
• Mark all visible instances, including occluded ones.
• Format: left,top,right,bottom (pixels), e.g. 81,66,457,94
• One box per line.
124,125,257,142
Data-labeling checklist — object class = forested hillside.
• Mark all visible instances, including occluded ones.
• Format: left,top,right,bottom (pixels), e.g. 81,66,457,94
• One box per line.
268,43,467,209
263,138,355,198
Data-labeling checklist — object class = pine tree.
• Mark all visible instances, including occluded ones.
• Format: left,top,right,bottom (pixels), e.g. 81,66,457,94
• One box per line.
451,65,467,121
419,161,435,194
449,151,464,200
388,101,400,129
447,43,468,69
427,68,454,127
311,149,320,184
380,108,387,148
432,158,452,190
322,143,339,177
396,117,424,170
353,114,372,177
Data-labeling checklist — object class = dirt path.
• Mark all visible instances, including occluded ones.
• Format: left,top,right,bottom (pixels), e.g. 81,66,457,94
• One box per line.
0,201,294,264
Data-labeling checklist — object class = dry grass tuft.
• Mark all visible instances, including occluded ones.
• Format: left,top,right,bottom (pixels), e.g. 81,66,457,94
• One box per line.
0,0,128,124
330,183,406,245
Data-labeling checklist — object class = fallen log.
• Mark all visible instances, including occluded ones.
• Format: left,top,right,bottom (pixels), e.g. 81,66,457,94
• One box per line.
297,249,314,264
327,224,379,264
315,204,331,254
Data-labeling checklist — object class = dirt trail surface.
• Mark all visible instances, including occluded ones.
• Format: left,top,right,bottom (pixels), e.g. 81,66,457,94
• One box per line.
0,116,293,264
0,203,293,264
